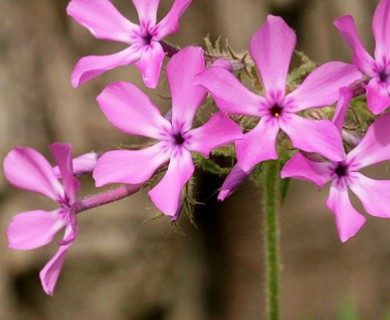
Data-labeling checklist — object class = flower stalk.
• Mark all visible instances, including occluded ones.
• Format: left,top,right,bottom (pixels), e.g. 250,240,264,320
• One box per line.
74,184,143,214
263,160,280,320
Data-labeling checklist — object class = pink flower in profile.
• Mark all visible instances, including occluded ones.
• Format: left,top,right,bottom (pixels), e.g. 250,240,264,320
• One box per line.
67,0,192,88
334,0,390,114
195,15,362,200
4,143,85,295
281,112,390,242
93,47,243,218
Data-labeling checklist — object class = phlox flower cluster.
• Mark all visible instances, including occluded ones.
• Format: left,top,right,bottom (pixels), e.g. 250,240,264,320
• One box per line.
3,0,390,295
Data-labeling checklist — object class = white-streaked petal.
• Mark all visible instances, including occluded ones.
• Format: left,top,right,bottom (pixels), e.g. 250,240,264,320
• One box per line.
334,15,376,76
135,41,166,89
194,67,266,117
372,0,390,62
365,77,390,114
349,172,390,218
71,47,141,88
155,0,192,39
279,114,344,162
97,81,171,139
4,147,64,201
132,0,160,27
93,143,171,186
281,152,333,189
249,15,296,100
186,112,243,157
235,116,280,171
286,62,361,112
39,242,72,296
148,148,194,217
49,143,80,204
332,87,354,134
167,46,207,132
54,152,98,177
326,182,366,242
7,210,65,250
347,112,390,170
67,0,139,43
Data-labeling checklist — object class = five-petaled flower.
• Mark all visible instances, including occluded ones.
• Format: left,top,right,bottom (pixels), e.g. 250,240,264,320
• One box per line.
195,15,362,200
4,143,84,295
67,0,192,88
93,46,243,218
281,112,390,242
334,0,390,114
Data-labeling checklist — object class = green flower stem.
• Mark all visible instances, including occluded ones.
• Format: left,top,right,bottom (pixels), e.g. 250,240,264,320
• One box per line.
263,160,280,320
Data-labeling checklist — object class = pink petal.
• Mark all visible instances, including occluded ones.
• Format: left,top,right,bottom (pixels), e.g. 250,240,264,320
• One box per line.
346,113,390,170
155,0,192,39
7,210,65,250
72,152,98,174
49,143,80,204
218,164,250,201
71,47,141,88
326,183,366,242
58,209,78,247
39,243,72,296
334,15,376,76
249,15,296,100
148,148,194,217
286,62,361,112
281,152,332,188
365,77,390,114
132,0,160,27
342,131,363,148
372,0,390,62
67,0,139,43
235,117,280,171
194,67,266,117
3,147,64,201
167,46,207,131
54,152,98,178
93,143,171,187
332,87,354,133
135,41,165,88
349,172,390,218
186,112,243,157
96,82,171,140
279,114,344,161
211,59,233,72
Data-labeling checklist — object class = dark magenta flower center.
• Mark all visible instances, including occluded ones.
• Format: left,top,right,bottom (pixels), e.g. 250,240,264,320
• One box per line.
379,70,389,83
174,133,185,145
334,163,348,177
142,31,153,45
270,105,283,117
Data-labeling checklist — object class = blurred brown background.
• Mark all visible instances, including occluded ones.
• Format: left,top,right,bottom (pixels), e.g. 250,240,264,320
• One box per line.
1,0,390,319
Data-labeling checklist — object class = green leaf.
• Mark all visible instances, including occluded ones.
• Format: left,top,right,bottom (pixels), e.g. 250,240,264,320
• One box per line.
287,51,317,90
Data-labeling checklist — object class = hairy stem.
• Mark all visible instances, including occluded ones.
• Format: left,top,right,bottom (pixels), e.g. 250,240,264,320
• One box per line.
74,184,143,214
160,40,245,72
160,40,180,58
263,160,280,320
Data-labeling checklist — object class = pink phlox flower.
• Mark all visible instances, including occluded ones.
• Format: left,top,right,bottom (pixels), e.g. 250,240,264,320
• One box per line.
281,112,390,242
67,0,192,88
4,143,82,295
93,46,243,219
195,15,362,200
334,0,390,114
